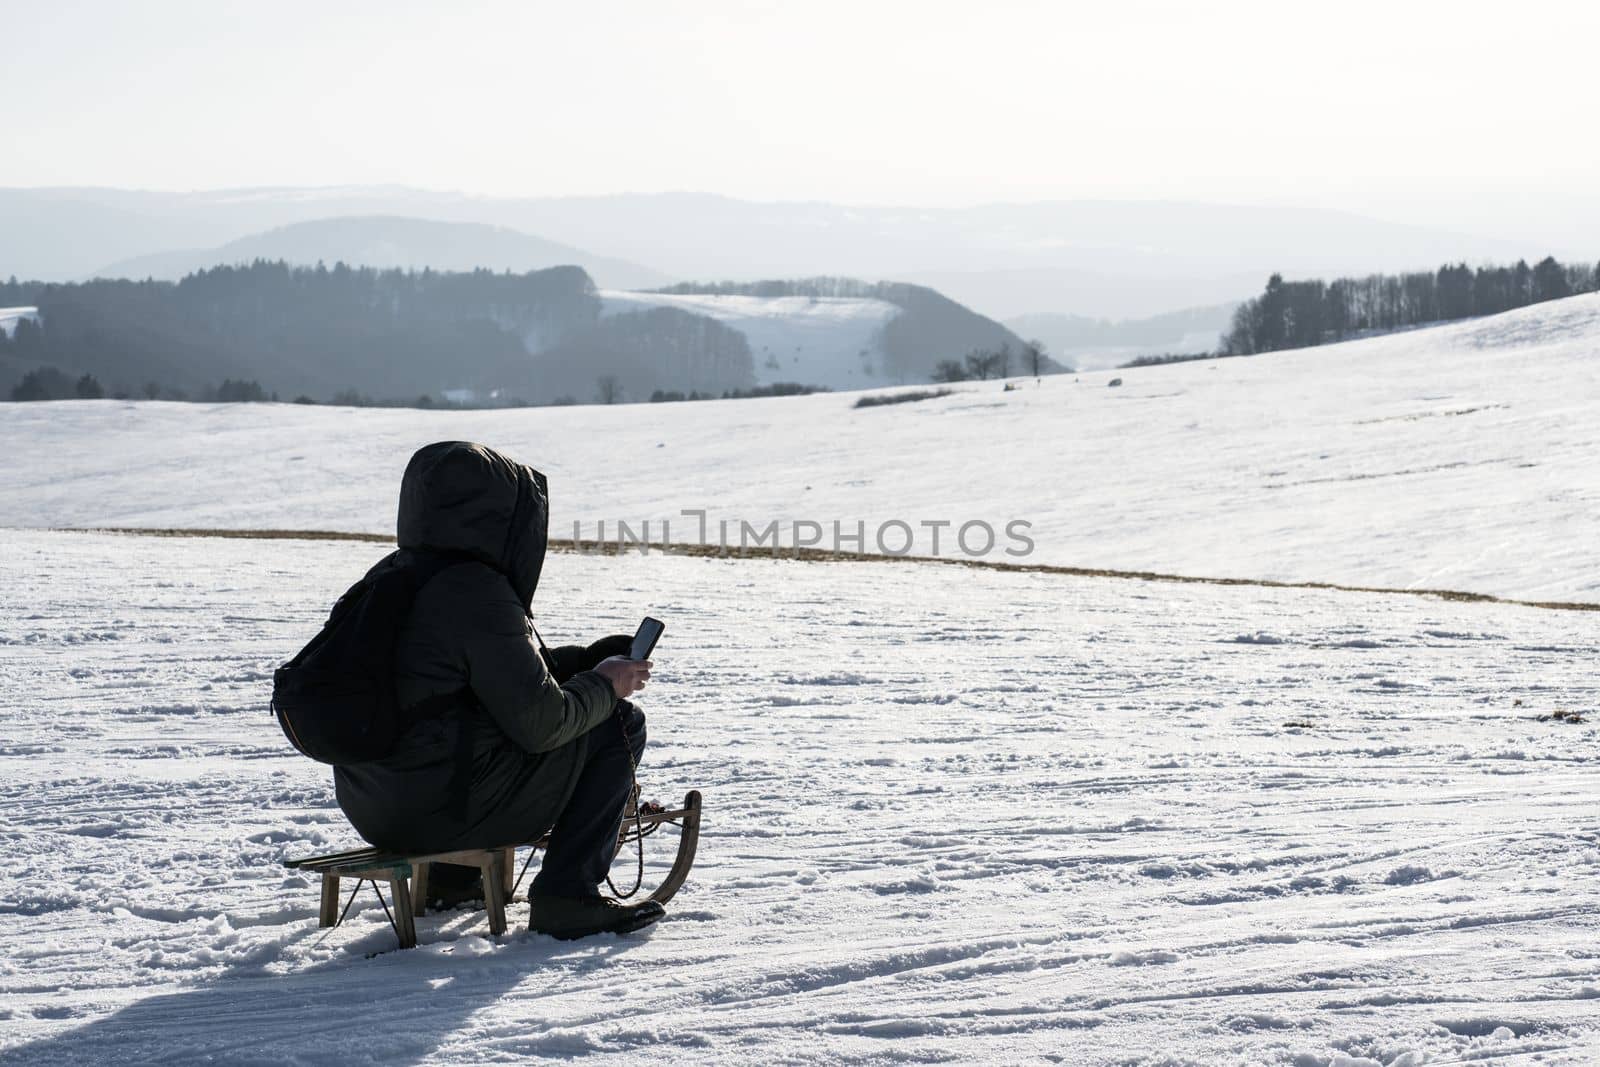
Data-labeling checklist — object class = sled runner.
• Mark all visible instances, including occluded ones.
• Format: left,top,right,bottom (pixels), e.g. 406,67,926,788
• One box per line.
283,789,701,949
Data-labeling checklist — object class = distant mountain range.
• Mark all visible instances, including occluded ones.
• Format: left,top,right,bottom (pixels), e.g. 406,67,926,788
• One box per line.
1007,303,1240,371
0,186,1539,322
910,268,1257,324
93,216,672,291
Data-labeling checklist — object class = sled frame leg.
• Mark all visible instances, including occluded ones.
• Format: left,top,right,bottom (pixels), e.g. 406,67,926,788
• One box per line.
389,876,418,949
412,862,431,918
648,790,702,905
318,874,341,928
479,852,507,936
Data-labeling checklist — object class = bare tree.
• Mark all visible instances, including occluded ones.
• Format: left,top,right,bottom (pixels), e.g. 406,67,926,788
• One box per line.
931,359,969,383
963,349,995,380
596,375,622,405
1024,339,1047,378
960,346,1012,380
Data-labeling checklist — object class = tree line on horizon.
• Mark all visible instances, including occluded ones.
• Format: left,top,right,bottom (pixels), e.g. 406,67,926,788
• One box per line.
1221,255,1599,355
6,357,280,404
0,261,762,405
0,264,1036,406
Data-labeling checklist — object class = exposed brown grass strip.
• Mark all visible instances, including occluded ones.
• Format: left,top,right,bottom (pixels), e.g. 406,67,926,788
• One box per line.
38,525,1600,614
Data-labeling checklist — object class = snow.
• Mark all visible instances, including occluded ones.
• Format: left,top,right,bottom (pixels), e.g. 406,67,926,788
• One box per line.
0,306,39,337
2,529,1598,1064
598,289,900,388
3,293,1598,602
3,295,1600,1062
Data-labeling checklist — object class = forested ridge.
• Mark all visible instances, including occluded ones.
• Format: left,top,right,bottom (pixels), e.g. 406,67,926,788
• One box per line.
0,261,754,404
1222,255,1599,355
0,265,1034,405
13,253,1581,404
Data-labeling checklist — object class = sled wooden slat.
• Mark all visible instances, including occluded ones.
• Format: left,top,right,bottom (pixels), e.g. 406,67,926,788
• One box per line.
283,790,702,949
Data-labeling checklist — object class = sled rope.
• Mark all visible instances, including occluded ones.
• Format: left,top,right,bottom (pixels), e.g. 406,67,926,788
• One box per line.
528,625,648,900
606,709,647,900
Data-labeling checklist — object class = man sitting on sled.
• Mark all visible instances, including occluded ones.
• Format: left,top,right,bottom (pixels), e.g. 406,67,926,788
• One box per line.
332,440,663,939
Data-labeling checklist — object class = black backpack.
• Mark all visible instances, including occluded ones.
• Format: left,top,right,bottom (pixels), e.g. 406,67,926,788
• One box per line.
272,550,470,765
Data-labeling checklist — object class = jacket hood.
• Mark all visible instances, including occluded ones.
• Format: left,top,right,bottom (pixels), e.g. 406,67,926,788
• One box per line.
396,441,549,609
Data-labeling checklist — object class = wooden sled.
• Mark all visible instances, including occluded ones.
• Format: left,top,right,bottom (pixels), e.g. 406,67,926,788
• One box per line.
283,789,701,949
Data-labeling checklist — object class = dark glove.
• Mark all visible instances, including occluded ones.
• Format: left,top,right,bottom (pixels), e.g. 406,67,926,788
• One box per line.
546,634,634,683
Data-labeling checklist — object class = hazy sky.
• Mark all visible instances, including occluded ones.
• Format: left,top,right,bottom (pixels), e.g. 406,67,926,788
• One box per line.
5,0,1598,233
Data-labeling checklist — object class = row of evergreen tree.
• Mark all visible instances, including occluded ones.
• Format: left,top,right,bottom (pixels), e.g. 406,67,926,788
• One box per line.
648,382,825,403
7,364,274,403
0,261,768,405
0,262,598,402
1221,256,1599,355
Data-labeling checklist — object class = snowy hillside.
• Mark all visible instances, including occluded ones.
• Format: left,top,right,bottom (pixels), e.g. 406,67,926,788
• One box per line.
0,306,39,337
600,289,900,387
3,293,1597,602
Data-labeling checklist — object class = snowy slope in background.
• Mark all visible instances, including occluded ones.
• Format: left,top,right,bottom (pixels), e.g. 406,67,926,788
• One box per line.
3,531,1597,1064
599,289,900,387
2,293,1598,601
0,306,39,337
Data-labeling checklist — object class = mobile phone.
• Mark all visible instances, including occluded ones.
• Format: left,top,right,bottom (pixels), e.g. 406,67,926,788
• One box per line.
630,616,665,661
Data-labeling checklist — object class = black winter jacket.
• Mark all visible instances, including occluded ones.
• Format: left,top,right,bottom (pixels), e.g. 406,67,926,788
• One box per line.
334,441,618,852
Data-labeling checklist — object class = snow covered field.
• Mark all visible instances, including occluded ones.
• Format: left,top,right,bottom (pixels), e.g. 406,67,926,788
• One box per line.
3,528,1598,1065
2,295,1598,1064
3,293,1597,603
599,289,900,388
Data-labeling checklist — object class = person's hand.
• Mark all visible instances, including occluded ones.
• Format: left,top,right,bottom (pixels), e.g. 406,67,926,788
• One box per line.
594,656,651,699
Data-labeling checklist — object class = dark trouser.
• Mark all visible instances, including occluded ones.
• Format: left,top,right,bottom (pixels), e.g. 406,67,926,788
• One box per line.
530,700,647,900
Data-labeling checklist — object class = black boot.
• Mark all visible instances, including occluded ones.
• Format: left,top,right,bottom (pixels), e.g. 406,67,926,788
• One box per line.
424,862,484,911
529,894,665,940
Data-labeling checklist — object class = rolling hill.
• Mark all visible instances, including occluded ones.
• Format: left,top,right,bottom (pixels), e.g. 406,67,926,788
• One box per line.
0,186,1540,321
1007,302,1239,370
0,267,1029,401
93,216,672,291
3,292,1596,601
